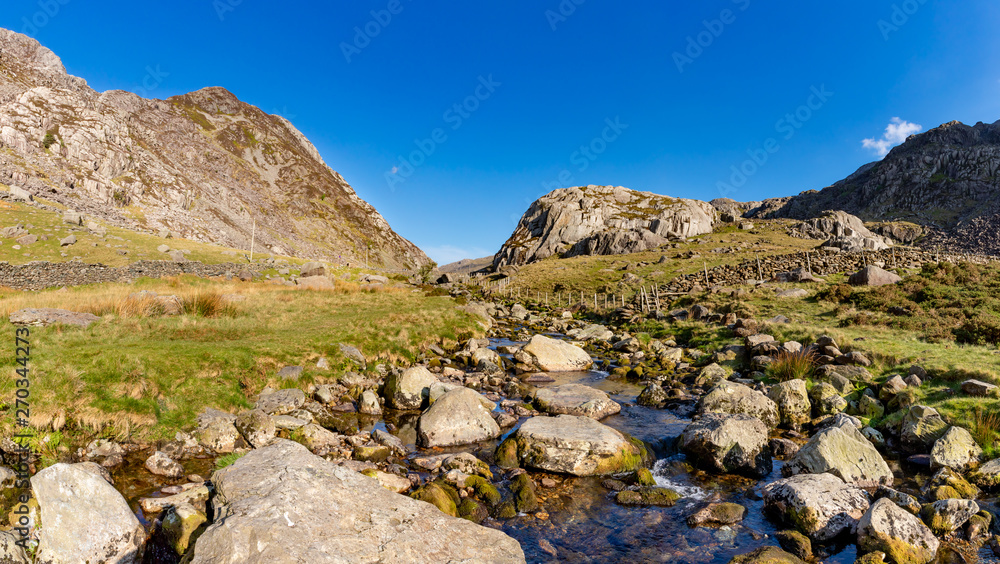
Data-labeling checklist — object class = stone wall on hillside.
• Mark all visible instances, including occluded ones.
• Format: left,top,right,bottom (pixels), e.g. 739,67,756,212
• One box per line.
0,260,265,291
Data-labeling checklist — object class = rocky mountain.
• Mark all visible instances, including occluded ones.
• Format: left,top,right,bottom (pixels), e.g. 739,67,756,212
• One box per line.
0,29,428,269
749,119,1000,254
493,185,715,268
438,256,493,276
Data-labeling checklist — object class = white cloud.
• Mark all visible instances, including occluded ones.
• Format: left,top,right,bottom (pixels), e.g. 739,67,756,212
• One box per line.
423,245,492,265
862,117,923,157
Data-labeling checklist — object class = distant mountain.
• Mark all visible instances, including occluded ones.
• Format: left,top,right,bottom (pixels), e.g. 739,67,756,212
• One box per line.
0,29,428,269
749,119,1000,254
493,185,716,269
438,256,493,276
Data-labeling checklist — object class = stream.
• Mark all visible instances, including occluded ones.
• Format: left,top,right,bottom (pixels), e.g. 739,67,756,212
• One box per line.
109,331,1000,563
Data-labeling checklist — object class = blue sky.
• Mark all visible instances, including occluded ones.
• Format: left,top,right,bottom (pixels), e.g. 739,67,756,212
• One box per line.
3,1,998,264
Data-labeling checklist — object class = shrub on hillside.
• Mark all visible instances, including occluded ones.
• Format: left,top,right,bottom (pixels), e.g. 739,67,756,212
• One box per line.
816,284,853,303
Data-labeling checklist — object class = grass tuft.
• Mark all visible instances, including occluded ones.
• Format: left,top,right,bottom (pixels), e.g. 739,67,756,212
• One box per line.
766,349,817,382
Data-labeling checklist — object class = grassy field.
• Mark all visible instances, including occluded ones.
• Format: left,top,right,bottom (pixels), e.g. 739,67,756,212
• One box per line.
0,190,300,267
0,276,481,456
499,221,821,297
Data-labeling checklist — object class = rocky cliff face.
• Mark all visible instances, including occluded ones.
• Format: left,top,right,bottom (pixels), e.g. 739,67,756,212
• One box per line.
0,29,428,269
493,185,716,268
749,120,1000,254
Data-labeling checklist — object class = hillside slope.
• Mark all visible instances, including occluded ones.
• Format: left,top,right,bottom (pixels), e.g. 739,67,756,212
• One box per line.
749,119,1000,254
0,28,428,269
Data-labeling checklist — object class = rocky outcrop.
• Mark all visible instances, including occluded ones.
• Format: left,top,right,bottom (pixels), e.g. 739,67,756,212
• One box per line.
494,185,715,268
31,463,146,564
748,119,1000,255
187,440,525,563
0,28,428,269
496,415,646,476
790,210,891,252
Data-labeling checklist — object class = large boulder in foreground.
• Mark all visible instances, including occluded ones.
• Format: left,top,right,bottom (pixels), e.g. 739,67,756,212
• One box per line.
31,463,146,564
496,415,646,476
763,473,870,542
533,383,620,419
783,423,893,487
384,366,438,410
679,413,772,478
187,440,525,563
857,498,939,564
516,335,593,372
417,387,500,447
699,381,780,428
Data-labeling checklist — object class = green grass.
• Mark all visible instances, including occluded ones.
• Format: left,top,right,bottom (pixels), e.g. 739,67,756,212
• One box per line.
214,452,246,470
0,276,482,443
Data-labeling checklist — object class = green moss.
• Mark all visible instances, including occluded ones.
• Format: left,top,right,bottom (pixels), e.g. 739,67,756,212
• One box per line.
410,483,458,517
615,490,643,506
631,468,656,487
493,500,517,519
494,437,520,468
465,475,501,506
727,546,807,564
458,498,488,523
511,473,538,512
774,530,812,561
641,487,680,506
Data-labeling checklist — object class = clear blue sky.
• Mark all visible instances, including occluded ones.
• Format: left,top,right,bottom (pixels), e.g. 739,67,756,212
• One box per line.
3,1,998,264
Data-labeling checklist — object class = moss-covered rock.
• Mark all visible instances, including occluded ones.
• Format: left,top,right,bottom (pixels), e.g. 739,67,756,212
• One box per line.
494,437,520,469
464,475,501,506
853,552,886,564
688,502,747,527
727,546,807,564
511,473,539,513
493,500,517,519
500,415,648,476
458,498,489,523
352,445,390,463
774,530,812,561
628,468,657,487
410,482,459,517
161,502,207,555
615,490,644,506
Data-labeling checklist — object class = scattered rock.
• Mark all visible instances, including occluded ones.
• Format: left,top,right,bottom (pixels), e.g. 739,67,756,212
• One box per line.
857,498,939,564
762,472,870,542
235,409,275,448
900,405,949,454
254,388,306,415
533,383,621,420
516,335,593,372
699,380,780,428
930,426,983,471
679,413,772,478
9,308,99,328
783,423,893,487
961,379,998,397
384,366,438,410
497,415,646,476
144,451,184,479
417,387,500,447
921,499,979,535
848,266,902,287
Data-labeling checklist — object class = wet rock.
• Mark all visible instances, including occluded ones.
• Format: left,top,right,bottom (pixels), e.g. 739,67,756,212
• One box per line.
774,530,812,561
235,409,276,448
770,438,800,459
873,486,921,515
145,451,184,479
768,379,811,429
969,457,1000,487
190,440,525,563
699,381,780,428
687,502,747,527
762,472,870,542
139,484,210,514
384,366,437,410
254,388,306,415
417,387,501,447
161,502,206,555
920,499,979,535
930,426,983,471
496,414,646,476
783,423,893,487
637,383,668,408
857,498,938,564
922,467,979,501
615,487,680,507
900,405,948,454
516,335,593,372
727,546,807,564
534,383,621,419
679,413,772,478
358,389,382,415
31,463,146,563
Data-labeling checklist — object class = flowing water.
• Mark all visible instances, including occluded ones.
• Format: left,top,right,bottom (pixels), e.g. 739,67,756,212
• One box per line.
114,332,1000,563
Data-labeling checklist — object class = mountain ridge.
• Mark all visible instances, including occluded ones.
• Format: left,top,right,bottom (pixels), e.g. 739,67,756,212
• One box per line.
0,28,428,269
